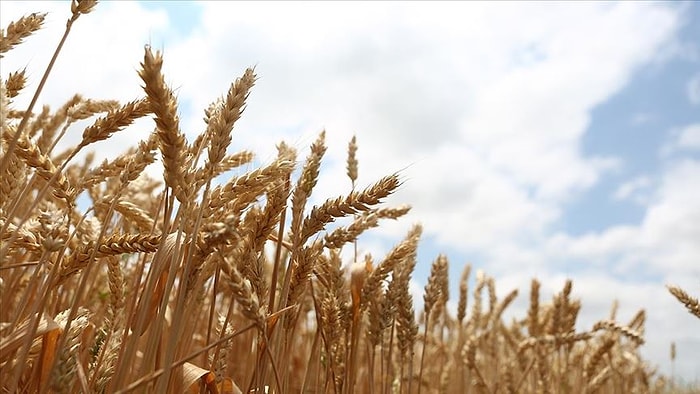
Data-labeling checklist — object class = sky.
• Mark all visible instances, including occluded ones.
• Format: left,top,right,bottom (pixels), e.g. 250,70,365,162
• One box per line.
1,0,699,383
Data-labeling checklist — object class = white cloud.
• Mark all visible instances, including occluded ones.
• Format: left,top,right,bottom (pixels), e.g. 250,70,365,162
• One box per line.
640,160,700,269
688,72,700,105
613,175,652,204
631,112,654,125
147,2,671,262
677,123,700,149
661,123,700,156
543,159,700,277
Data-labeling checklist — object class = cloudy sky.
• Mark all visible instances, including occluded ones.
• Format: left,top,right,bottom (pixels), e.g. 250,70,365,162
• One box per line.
2,0,699,382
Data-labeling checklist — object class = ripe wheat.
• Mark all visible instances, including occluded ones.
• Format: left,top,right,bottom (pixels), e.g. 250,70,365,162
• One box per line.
1,2,697,393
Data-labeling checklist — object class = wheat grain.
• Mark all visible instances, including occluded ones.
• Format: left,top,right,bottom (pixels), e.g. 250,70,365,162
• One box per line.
78,98,151,150
286,242,323,309
205,157,294,219
457,264,471,325
471,271,485,329
347,135,358,186
3,129,75,201
667,285,700,319
492,289,518,324
424,254,449,319
289,131,326,247
49,308,90,393
138,46,190,204
585,338,615,379
67,99,121,121
194,150,255,191
58,234,161,284
461,335,489,393
219,255,264,329
0,12,46,55
5,68,27,98
0,152,27,209
301,174,401,243
361,225,422,310
70,0,98,17
203,68,256,178
592,320,644,346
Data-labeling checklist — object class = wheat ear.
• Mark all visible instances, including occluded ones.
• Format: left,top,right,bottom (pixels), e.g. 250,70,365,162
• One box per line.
138,46,190,204
667,285,700,319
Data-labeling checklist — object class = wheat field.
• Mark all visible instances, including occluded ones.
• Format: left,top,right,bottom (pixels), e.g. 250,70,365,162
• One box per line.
1,1,699,393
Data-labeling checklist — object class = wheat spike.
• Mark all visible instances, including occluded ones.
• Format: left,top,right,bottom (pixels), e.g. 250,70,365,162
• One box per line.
289,131,326,247
204,68,256,177
457,264,471,325
667,285,700,319
78,98,151,150
5,68,27,98
361,224,422,310
0,12,46,55
301,174,401,243
138,46,190,204
346,135,358,185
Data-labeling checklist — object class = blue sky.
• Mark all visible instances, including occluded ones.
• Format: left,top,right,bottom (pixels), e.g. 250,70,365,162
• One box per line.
2,0,699,382
570,12,700,236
